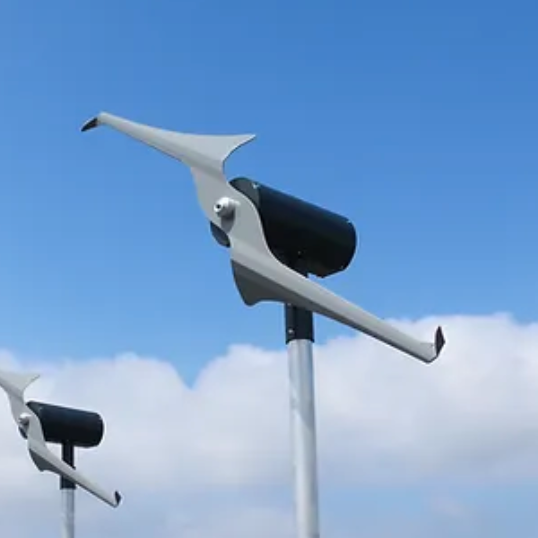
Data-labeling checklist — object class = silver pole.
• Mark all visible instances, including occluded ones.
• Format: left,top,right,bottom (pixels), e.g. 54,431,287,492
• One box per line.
61,488,75,538
288,337,320,538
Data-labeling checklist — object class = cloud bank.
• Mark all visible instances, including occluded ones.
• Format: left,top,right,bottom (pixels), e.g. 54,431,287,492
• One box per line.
1,312,538,537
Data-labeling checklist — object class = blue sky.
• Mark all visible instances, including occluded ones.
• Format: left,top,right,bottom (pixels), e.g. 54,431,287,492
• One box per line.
0,0,537,374
0,3,538,535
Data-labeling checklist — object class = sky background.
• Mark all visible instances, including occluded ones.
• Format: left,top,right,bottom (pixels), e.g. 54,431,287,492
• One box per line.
0,1,537,537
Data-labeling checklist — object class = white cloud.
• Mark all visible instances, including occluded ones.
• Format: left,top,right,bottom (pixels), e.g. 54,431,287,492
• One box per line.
1,312,538,537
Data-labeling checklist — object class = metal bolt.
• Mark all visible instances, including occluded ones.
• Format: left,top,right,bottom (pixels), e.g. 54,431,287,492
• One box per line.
214,197,238,219
18,413,31,428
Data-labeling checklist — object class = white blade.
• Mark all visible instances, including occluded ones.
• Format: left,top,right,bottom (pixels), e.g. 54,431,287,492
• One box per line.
81,112,254,172
229,250,444,362
0,369,40,395
82,112,445,363
28,439,122,507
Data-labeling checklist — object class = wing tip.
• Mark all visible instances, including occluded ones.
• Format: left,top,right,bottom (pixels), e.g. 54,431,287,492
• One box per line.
435,326,446,355
114,490,123,507
81,116,101,132
418,326,446,365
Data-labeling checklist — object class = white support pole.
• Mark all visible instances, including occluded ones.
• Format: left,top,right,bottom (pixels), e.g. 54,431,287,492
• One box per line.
61,488,75,538
288,338,320,538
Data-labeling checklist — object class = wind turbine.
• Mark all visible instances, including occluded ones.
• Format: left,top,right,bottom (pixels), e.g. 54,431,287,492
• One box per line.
82,112,445,538
0,368,121,538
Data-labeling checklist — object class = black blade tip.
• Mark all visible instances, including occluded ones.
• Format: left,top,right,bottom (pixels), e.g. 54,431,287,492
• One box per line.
435,326,446,355
81,117,99,132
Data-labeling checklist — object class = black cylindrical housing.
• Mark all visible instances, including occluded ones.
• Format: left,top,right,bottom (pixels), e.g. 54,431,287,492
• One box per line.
229,177,357,277
27,400,104,449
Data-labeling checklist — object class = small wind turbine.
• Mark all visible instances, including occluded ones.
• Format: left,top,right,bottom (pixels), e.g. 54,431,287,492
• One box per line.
0,368,121,538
